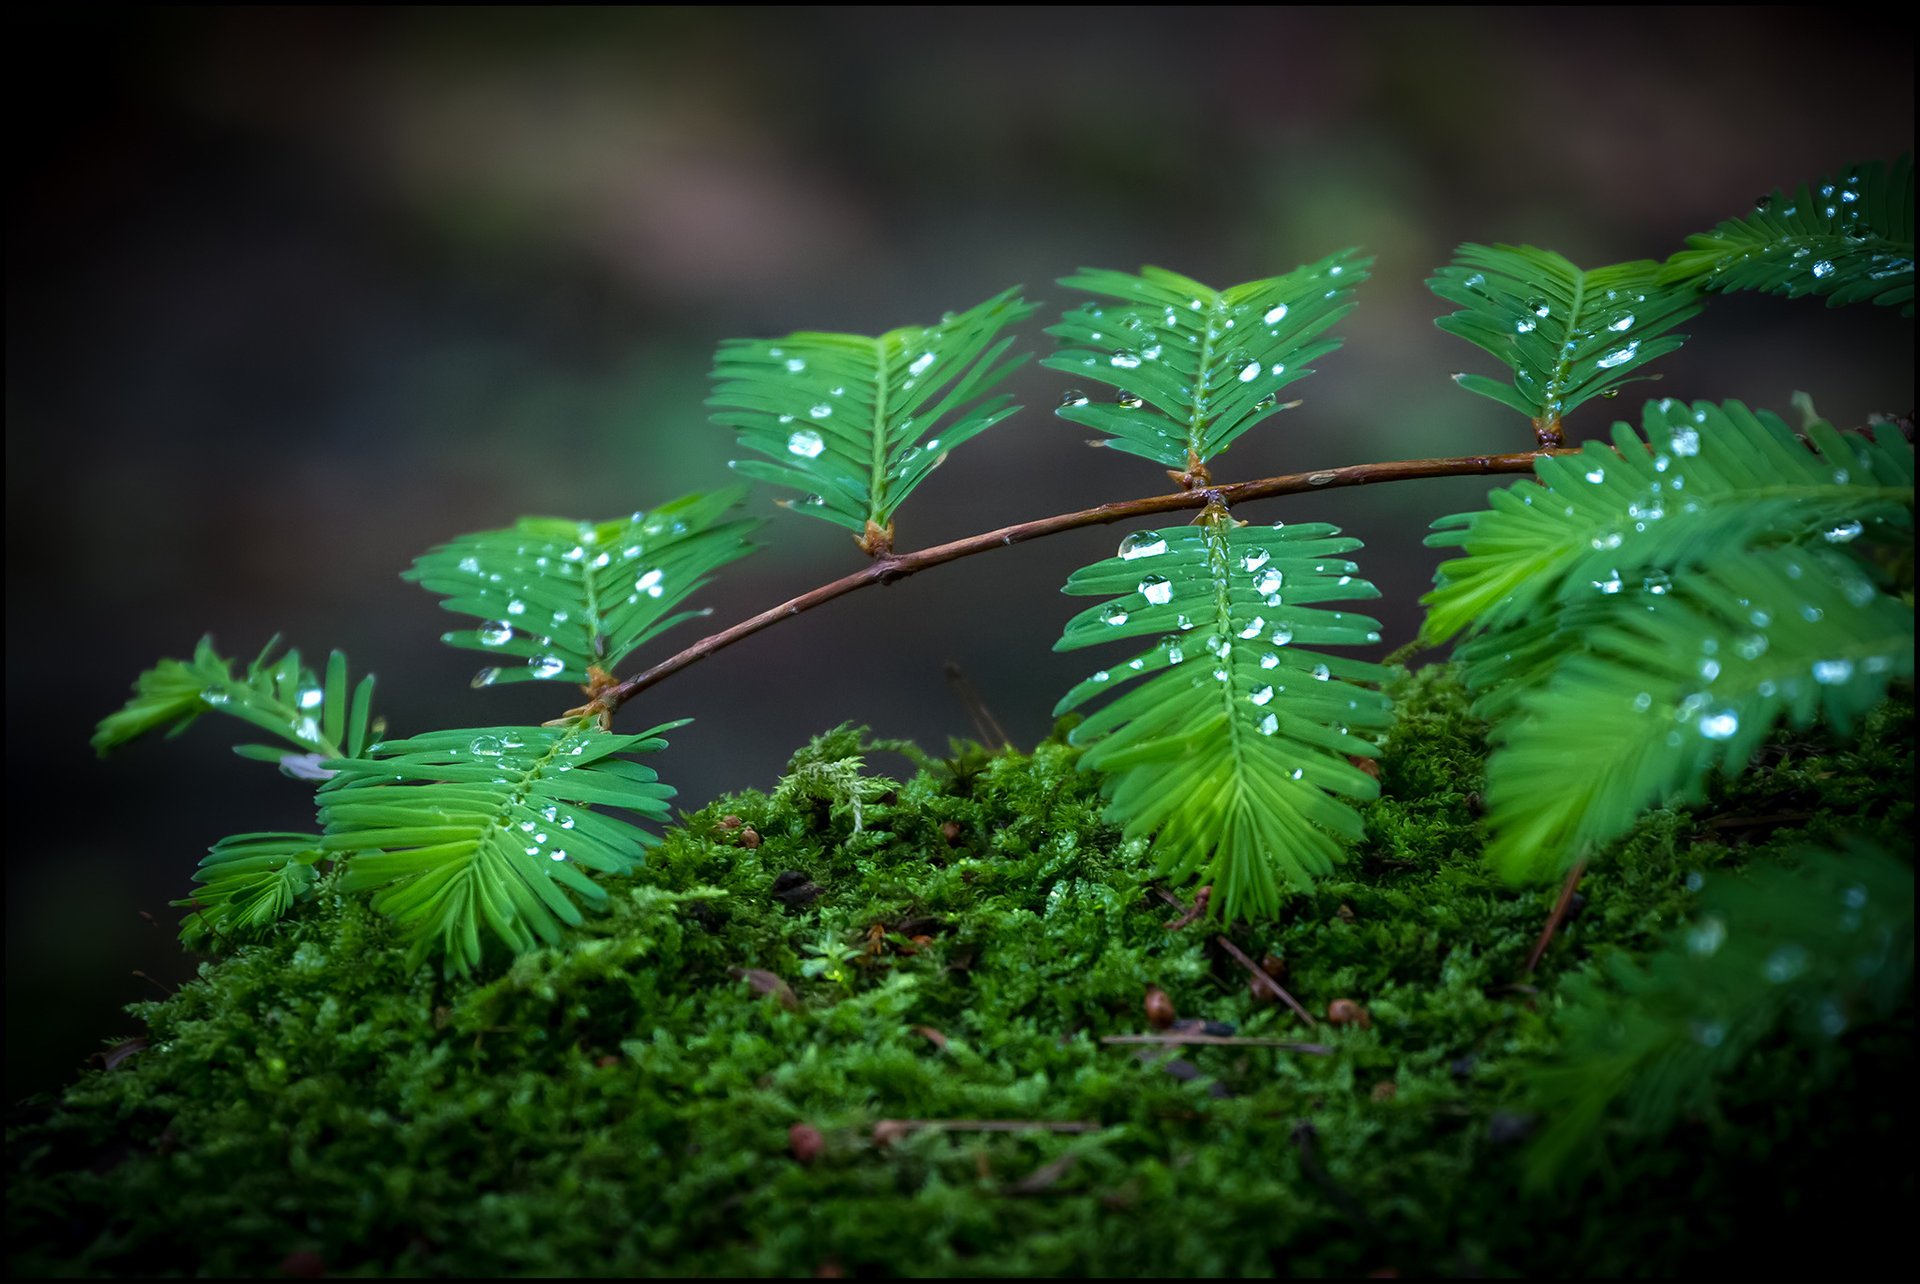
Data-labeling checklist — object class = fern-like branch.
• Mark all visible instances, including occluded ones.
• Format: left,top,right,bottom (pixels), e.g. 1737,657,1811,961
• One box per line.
93,637,378,772
1053,506,1392,921
1044,253,1367,478
1663,157,1915,314
319,720,683,972
406,489,759,689
1422,399,1914,648
1430,246,1702,443
175,832,324,950
1525,842,1914,1187
1482,546,1913,880
710,287,1034,551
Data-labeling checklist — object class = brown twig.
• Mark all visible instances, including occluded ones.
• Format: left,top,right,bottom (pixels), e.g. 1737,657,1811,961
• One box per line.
587,449,1567,717
1102,1034,1332,1053
1523,858,1588,975
1215,935,1317,1028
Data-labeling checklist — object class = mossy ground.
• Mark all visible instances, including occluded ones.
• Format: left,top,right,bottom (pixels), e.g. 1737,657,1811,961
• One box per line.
7,666,1913,1277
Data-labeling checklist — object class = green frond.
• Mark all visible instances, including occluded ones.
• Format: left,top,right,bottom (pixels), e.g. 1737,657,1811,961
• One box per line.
1054,509,1393,921
1482,546,1913,881
319,720,684,973
93,636,378,768
1422,399,1915,647
1526,842,1914,1187
1042,252,1368,472
174,832,324,950
1430,245,1702,430
1663,157,1914,315
709,288,1035,539
406,489,759,688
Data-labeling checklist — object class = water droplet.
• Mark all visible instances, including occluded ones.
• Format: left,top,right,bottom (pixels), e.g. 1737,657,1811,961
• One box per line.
1060,389,1090,407
1092,670,1110,684
1255,569,1284,595
1800,604,1824,623
1165,642,1186,665
1811,260,1836,279
1310,663,1330,682
1633,692,1653,711
1697,711,1740,740
470,735,505,757
296,688,324,710
1270,625,1294,646
1249,685,1275,705
1670,428,1701,457
808,404,833,420
908,352,935,377
1101,603,1131,627
1596,341,1641,369
635,568,665,598
1516,317,1537,334
457,556,481,574
1688,915,1727,956
1305,471,1336,486
1259,652,1280,669
1608,313,1635,332
1238,361,1260,382
1262,303,1289,324
1259,713,1280,736
1699,658,1721,682
1116,390,1144,409
1764,944,1810,984
788,429,826,458
1812,659,1854,685
1824,520,1863,544
529,655,565,679
1754,194,1773,211
1585,466,1606,484
1241,549,1270,572
1138,575,1174,606
1238,617,1265,640
1690,1020,1727,1048
506,599,527,616
471,668,500,689
479,621,513,646
1118,532,1168,560
1111,351,1142,369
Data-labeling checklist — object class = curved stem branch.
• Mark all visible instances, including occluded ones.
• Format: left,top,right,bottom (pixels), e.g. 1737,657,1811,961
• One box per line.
590,448,1571,717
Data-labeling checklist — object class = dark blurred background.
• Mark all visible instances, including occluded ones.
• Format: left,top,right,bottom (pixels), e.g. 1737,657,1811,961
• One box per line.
7,7,1911,1101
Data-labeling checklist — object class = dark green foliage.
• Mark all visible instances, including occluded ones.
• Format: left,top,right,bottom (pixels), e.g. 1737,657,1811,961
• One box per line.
709,288,1035,539
1422,399,1914,880
405,489,760,687
1044,253,1366,471
12,671,1912,1277
319,720,685,973
1053,508,1392,921
1527,840,1914,1186
93,636,377,769
1665,157,1915,314
175,832,324,950
1429,245,1702,428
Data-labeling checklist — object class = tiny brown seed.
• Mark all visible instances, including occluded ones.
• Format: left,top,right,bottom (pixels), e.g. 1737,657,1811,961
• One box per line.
1260,952,1286,979
715,814,743,832
1326,998,1371,1029
789,1122,824,1165
1144,986,1176,1029
739,827,761,849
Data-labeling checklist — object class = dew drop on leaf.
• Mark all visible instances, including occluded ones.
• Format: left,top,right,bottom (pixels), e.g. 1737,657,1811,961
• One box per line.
1117,532,1167,560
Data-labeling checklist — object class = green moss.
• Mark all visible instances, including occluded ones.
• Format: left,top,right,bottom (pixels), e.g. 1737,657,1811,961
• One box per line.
8,666,1912,1277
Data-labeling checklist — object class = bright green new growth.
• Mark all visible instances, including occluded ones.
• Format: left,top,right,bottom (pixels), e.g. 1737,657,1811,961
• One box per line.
1526,840,1915,1187
1429,245,1701,430
1044,252,1366,472
320,720,683,973
406,488,759,687
1054,509,1392,922
176,832,324,949
710,287,1034,542
1421,399,1914,649
1664,157,1915,314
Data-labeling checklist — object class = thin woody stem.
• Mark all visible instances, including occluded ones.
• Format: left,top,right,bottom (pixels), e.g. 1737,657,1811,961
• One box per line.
585,448,1572,718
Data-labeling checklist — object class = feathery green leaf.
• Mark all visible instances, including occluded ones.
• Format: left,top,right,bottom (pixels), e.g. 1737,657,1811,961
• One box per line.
1422,399,1915,648
175,832,324,950
1054,509,1392,921
1526,842,1914,1187
1482,546,1913,880
1043,252,1368,472
319,720,683,973
407,489,759,688
1430,246,1701,430
1663,157,1914,314
710,288,1034,541
93,636,378,768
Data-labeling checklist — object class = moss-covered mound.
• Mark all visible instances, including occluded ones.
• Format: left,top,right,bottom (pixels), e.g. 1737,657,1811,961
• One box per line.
8,667,1913,1277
